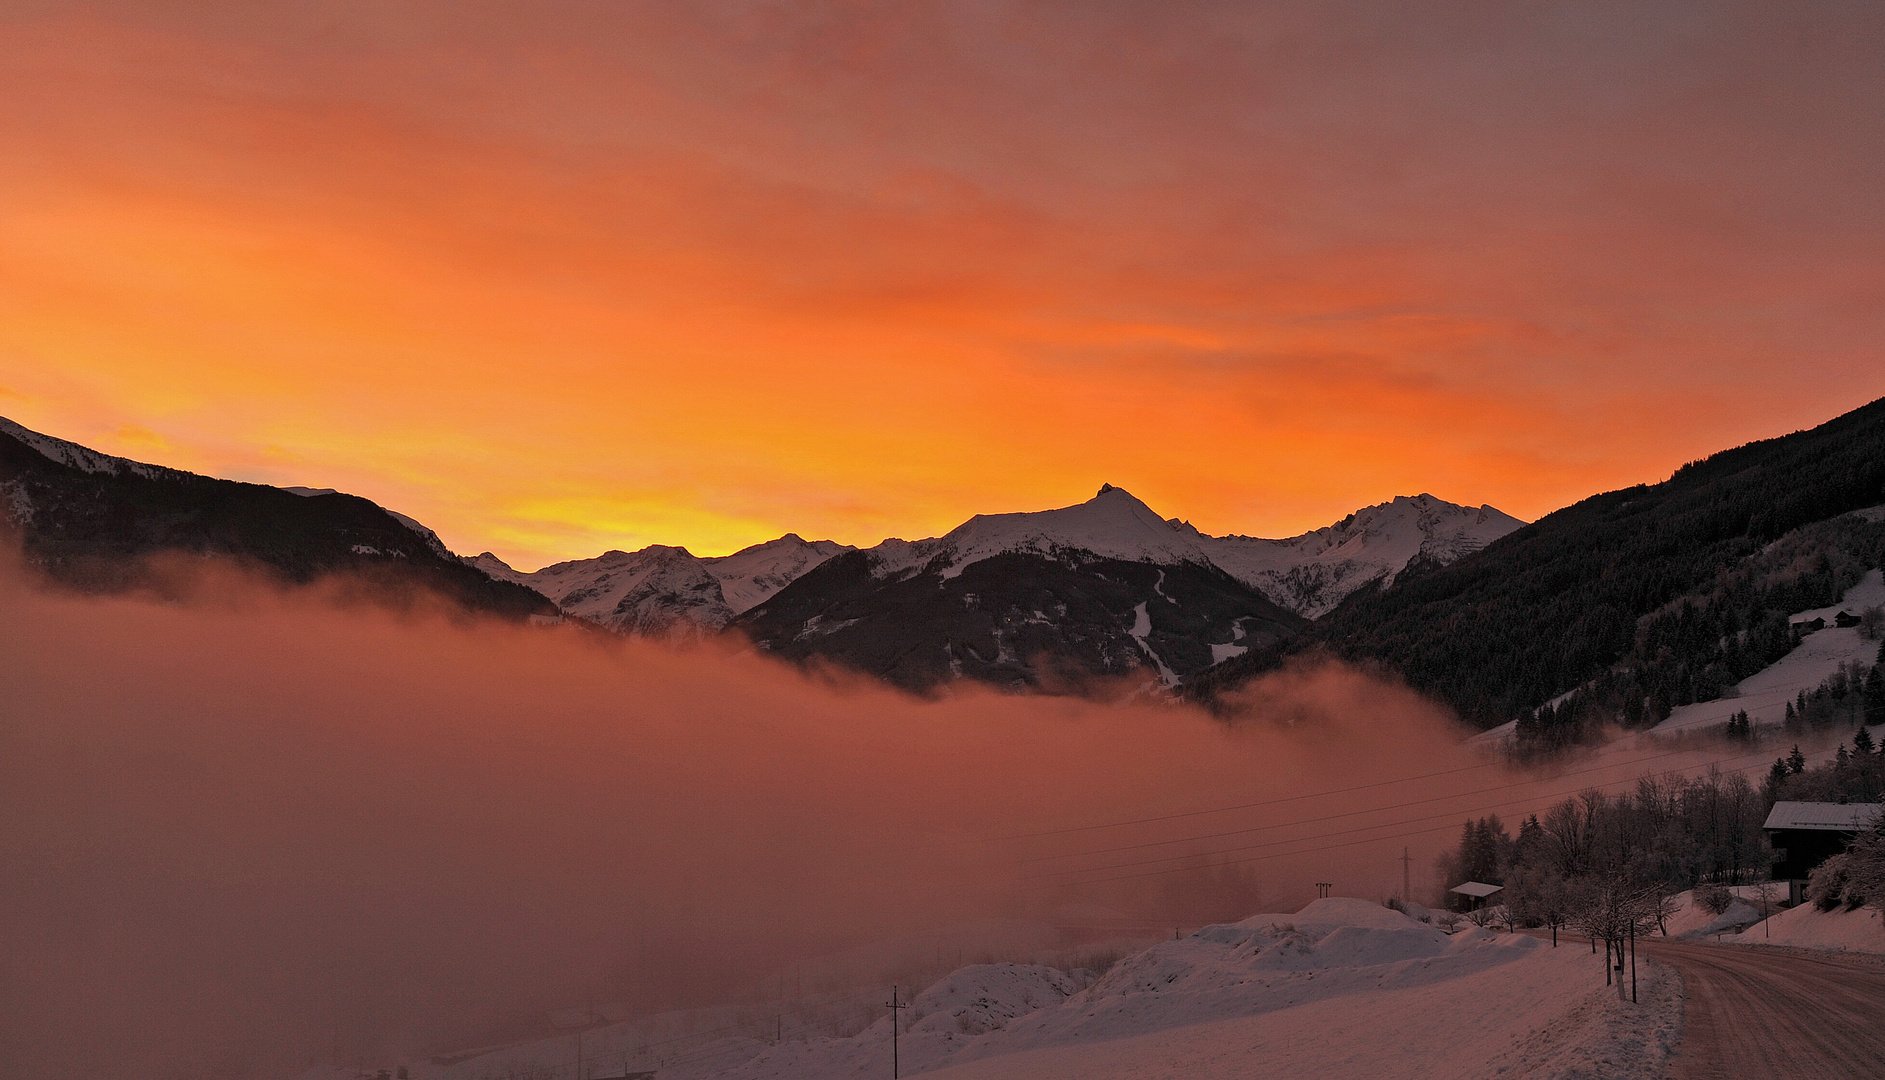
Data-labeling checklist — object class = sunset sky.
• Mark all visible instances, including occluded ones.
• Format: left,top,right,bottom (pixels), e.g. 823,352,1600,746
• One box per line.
3,2,1882,568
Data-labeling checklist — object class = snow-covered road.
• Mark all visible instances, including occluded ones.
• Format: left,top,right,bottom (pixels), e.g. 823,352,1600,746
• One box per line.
1639,938,1885,1080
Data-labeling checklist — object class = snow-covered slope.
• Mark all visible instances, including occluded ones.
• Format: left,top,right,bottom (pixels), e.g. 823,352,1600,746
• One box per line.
1653,568,1885,735
0,416,187,481
704,534,855,612
1190,494,1526,619
1729,898,1885,953
471,546,734,636
471,534,853,635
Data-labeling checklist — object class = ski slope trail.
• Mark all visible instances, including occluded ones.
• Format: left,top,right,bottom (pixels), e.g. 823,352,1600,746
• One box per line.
1641,939,1885,1080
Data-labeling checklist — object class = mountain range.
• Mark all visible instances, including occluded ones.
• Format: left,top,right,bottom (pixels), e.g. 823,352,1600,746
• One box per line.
0,414,1520,691
733,485,1519,690
14,396,1882,723
469,534,852,637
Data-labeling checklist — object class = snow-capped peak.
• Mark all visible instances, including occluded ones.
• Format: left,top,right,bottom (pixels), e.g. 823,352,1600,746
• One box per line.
468,533,855,634
1199,494,1525,618
702,533,854,612
872,484,1215,579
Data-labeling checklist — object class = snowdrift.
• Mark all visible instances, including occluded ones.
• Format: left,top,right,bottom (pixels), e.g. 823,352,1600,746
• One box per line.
1730,901,1885,953
719,898,1542,1080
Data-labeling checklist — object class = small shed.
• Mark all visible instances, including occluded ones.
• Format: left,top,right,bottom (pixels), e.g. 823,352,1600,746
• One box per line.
1764,801,1882,904
1447,881,1504,912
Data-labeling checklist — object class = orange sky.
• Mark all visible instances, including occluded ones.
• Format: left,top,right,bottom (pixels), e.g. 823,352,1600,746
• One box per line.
3,3,1883,568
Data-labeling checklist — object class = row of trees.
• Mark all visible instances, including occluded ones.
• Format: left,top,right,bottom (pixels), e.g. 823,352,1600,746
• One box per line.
1438,769,1773,901
1442,731,1885,959
1768,705,1885,804
1784,653,1885,732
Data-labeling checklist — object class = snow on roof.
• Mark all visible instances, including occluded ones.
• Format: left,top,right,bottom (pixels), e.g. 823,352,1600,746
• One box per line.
1448,882,1505,898
1763,801,1882,832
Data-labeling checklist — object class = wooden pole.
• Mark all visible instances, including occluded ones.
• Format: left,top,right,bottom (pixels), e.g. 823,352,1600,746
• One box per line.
886,986,907,1079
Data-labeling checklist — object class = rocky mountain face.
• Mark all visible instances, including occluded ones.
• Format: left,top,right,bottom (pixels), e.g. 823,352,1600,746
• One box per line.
0,417,554,620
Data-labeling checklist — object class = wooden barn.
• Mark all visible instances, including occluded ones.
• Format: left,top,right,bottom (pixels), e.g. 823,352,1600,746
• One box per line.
1763,800,1882,904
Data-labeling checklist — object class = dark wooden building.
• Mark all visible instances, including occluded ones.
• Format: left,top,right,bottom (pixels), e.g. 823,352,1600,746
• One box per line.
1447,881,1503,913
1764,801,1882,904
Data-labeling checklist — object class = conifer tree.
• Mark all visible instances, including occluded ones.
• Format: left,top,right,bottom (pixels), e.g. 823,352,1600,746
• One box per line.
1788,745,1808,774
1858,726,1877,757
1864,665,1885,727
1768,758,1790,793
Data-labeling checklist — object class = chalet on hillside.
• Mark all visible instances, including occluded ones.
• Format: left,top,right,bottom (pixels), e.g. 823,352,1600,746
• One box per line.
1447,881,1503,912
1764,800,1882,904
1833,610,1862,628
1791,616,1826,634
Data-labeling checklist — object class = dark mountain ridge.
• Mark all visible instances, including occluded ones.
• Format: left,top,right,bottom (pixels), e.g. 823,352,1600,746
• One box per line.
734,541,1305,692
1190,394,1885,729
0,418,554,620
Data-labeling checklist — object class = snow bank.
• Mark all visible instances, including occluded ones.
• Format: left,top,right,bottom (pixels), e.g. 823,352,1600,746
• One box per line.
1729,901,1885,953
349,900,1677,1080
1654,888,1773,939
707,898,1681,1080
911,941,1678,1080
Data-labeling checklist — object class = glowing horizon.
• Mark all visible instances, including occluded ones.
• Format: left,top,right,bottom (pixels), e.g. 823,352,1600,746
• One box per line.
5,4,1883,569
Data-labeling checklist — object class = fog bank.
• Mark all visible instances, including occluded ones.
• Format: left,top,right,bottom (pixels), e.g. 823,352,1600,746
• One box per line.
0,558,1615,1078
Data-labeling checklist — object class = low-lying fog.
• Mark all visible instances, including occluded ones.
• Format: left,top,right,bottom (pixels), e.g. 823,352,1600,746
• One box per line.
0,554,1775,1078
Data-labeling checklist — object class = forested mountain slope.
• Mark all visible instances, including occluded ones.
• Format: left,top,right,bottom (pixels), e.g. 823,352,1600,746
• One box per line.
1191,395,1885,728
0,417,555,620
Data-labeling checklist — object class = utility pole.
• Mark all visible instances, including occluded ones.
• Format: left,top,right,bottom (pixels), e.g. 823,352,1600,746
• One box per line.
886,986,908,1079
1402,847,1412,902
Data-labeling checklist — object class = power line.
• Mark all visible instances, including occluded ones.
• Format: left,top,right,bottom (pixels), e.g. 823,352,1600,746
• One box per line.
1061,757,1779,890
1016,742,1731,864
1031,747,1779,880
1040,747,1781,887
988,756,1512,840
